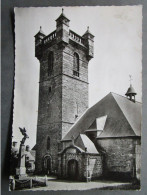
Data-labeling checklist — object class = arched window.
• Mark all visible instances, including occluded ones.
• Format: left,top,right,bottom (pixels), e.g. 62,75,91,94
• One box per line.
47,136,50,150
73,53,79,77
48,51,54,75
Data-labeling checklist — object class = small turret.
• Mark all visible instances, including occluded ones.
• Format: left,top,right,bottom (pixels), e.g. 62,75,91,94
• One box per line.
56,9,70,47
34,26,46,45
34,26,46,60
82,26,94,60
125,75,137,102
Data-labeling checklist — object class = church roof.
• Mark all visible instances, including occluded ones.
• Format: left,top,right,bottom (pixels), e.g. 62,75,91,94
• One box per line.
75,134,99,154
62,92,141,140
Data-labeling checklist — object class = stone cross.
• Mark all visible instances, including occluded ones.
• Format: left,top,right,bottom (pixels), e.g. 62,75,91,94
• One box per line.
16,127,29,179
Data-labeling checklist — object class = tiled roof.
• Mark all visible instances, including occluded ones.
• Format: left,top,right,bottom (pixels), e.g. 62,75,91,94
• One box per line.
62,92,141,140
111,93,141,137
75,134,99,154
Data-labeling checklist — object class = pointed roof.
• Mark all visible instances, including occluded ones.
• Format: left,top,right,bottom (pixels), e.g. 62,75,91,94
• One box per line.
83,26,94,38
56,8,70,22
34,26,46,37
75,134,99,154
62,92,141,141
111,93,141,136
125,84,137,96
85,26,91,34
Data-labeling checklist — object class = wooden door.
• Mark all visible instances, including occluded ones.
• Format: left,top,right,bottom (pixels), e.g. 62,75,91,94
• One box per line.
68,159,78,180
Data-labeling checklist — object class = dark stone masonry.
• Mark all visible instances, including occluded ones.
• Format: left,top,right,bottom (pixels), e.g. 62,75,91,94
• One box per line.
35,10,94,174
34,10,141,182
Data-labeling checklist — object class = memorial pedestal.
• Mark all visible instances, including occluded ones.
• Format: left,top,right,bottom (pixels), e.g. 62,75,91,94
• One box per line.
16,144,27,179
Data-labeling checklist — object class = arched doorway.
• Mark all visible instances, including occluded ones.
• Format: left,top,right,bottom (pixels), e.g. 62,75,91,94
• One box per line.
68,159,78,180
42,155,52,175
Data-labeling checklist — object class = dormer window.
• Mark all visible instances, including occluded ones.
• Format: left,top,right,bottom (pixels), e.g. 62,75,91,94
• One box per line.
48,51,54,75
73,53,79,77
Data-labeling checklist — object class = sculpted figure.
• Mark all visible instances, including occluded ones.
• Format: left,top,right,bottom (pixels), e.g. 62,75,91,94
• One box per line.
19,127,29,144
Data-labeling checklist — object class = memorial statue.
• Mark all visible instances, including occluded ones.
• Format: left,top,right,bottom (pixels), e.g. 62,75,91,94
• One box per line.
19,127,29,145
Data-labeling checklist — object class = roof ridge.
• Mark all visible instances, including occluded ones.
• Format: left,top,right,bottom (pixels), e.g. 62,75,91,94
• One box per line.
111,93,137,136
110,92,142,104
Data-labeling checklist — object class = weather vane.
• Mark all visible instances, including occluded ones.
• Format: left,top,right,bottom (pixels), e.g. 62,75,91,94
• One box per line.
129,75,133,85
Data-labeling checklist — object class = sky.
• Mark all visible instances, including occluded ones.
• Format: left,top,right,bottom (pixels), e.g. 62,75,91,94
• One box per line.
13,6,142,149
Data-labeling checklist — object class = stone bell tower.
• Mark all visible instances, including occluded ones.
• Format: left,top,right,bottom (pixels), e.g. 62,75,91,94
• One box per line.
35,9,94,174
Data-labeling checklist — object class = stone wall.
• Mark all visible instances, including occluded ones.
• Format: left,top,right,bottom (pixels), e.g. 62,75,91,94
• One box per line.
36,123,62,173
35,19,93,174
61,43,89,138
58,147,83,180
135,139,141,180
88,155,103,179
36,44,63,173
58,146,102,181
96,137,141,180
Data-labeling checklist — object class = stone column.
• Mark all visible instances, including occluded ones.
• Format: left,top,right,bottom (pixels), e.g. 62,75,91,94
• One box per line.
16,144,27,179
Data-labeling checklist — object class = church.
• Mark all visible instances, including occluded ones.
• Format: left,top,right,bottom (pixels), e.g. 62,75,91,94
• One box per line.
34,10,141,182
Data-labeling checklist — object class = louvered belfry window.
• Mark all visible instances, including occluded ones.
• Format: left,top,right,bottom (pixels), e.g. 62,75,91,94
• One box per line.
73,52,79,77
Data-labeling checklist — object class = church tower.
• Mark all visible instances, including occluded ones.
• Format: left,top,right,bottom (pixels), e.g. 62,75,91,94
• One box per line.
35,10,94,174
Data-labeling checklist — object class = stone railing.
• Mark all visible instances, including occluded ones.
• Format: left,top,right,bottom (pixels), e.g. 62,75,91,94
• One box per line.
69,30,85,45
43,30,56,44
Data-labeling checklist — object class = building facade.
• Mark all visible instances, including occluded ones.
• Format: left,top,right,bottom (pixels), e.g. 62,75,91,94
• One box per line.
34,10,141,182
60,92,141,181
35,10,94,174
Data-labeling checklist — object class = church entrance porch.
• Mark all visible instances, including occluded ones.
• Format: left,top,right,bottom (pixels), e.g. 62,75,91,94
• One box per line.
68,159,79,180
42,155,52,175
